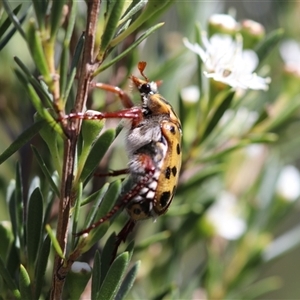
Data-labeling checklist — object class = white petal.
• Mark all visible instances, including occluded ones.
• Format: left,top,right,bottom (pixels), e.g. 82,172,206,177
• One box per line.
277,165,300,201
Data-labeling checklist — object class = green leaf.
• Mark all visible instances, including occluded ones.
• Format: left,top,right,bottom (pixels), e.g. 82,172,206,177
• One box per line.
0,5,27,51
76,118,105,181
2,0,26,39
0,222,13,261
33,113,62,175
109,0,170,47
93,180,122,225
26,188,43,269
34,235,51,300
0,4,22,37
80,180,122,252
14,163,24,248
14,57,53,108
255,28,284,64
31,146,60,197
26,19,51,82
0,121,44,165
80,128,116,185
15,70,63,136
19,265,32,300
94,22,164,76
45,225,65,260
91,250,101,300
50,0,67,41
202,90,235,142
97,252,129,300
63,32,84,105
100,233,118,286
0,256,21,299
81,184,110,228
31,0,47,30
119,0,147,26
115,261,140,300
97,0,126,61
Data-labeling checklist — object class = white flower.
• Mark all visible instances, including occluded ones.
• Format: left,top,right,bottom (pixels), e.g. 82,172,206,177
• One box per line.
206,191,246,240
183,33,271,90
279,39,300,75
276,165,300,201
180,85,200,103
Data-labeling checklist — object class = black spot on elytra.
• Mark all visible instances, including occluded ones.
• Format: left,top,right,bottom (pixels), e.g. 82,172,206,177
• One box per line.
169,125,176,134
159,191,171,207
176,143,181,155
165,167,171,179
171,166,177,176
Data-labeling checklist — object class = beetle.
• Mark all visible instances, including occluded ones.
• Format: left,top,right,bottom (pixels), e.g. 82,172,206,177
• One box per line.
64,62,182,249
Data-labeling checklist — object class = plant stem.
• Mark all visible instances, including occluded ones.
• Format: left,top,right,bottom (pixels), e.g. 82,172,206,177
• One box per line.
50,1,101,299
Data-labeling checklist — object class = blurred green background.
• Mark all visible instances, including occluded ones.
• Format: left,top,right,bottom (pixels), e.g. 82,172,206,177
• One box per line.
1,1,300,299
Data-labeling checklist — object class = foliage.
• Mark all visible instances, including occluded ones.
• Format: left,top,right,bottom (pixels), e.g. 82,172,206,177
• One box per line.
0,1,300,299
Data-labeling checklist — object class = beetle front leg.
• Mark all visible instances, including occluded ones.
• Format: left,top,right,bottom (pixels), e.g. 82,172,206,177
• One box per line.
90,82,134,109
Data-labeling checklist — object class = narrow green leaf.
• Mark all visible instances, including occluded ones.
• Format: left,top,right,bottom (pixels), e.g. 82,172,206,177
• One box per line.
0,4,26,50
2,0,26,38
81,129,116,185
26,188,43,268
109,0,170,47
0,120,44,165
6,243,20,280
19,265,32,300
14,57,54,109
76,119,105,182
60,0,77,99
98,0,126,61
202,90,235,142
91,250,101,300
118,0,147,26
115,261,140,300
14,163,24,248
80,183,109,207
94,23,164,76
100,233,118,286
26,19,51,82
31,146,60,197
81,181,122,251
0,221,13,261
255,28,284,64
81,184,110,229
14,69,63,136
152,286,174,300
50,0,67,41
45,225,65,260
63,32,85,105
94,180,122,225
34,235,51,300
31,0,47,30
97,252,129,300
0,4,22,37
34,112,62,173
0,256,21,299
0,11,27,51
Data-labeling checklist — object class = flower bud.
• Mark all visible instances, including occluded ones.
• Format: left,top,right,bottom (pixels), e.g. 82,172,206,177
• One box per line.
208,14,238,36
239,19,265,49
